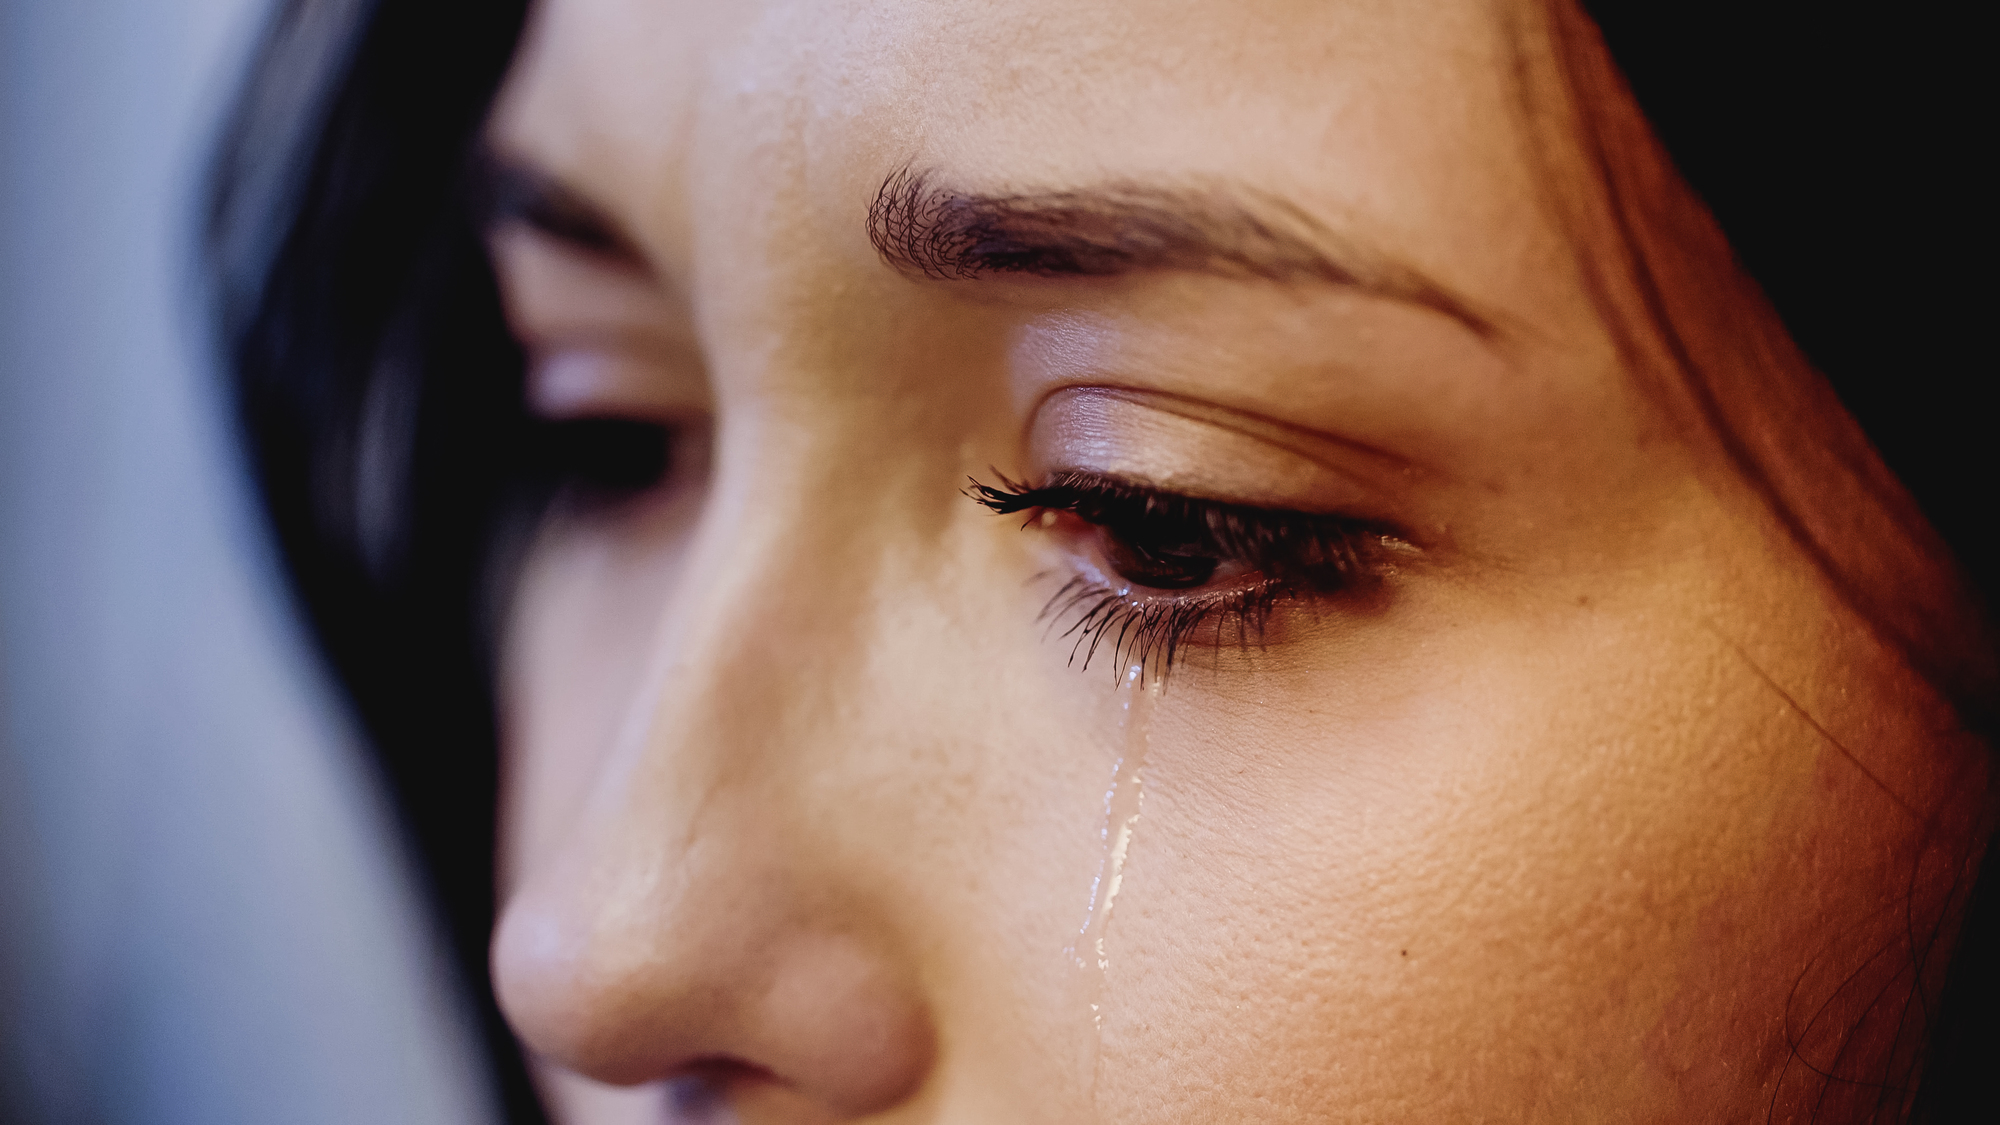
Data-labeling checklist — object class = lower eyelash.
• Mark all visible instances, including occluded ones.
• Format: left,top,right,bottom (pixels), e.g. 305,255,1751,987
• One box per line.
973,471,1407,683
1040,572,1293,685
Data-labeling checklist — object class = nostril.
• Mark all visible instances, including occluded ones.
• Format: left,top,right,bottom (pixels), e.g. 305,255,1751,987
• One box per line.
668,1056,768,1112
664,1057,860,1125
664,1073,725,1121
664,1059,757,1124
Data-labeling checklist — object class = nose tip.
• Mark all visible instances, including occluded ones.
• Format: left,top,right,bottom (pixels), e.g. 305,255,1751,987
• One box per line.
740,933,936,1112
492,875,935,1118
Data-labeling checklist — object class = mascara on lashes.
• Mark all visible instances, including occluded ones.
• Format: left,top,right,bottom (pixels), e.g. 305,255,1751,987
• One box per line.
969,470,1405,678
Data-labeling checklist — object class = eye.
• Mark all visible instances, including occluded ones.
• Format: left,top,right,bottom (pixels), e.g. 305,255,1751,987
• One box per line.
532,416,674,499
1082,503,1253,592
1098,527,1223,590
970,470,1407,677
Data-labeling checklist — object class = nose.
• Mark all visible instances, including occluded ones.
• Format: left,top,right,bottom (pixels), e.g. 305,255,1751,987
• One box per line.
496,842,934,1115
491,502,937,1117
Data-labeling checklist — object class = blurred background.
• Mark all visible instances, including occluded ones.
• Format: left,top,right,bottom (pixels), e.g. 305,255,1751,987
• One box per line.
1,0,496,1120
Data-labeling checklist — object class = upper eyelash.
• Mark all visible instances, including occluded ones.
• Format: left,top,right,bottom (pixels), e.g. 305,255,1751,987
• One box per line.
968,470,1400,681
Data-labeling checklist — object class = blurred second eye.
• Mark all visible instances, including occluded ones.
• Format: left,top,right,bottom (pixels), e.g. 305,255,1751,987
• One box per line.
532,417,675,499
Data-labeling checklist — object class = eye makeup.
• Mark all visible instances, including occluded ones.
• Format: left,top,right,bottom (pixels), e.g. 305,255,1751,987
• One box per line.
972,470,1408,681
1028,385,1414,517
980,382,1422,679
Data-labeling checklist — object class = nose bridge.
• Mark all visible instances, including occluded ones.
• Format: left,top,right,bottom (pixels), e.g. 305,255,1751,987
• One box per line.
493,430,941,1109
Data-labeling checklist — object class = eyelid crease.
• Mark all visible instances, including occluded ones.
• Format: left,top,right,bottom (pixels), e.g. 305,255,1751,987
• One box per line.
1037,384,1436,487
1024,386,1445,549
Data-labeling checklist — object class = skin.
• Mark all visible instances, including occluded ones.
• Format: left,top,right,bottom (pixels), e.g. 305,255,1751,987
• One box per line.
483,0,1988,1120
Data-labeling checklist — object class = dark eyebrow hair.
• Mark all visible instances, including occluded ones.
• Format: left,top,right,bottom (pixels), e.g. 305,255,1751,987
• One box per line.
473,153,647,267
866,168,1494,335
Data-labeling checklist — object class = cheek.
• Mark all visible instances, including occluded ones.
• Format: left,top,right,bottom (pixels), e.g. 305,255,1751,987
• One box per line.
1068,582,1905,1120
500,501,698,890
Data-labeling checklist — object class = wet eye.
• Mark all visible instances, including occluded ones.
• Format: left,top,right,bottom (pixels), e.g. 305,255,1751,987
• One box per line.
970,470,1406,679
1099,530,1220,589
975,471,1352,595
1092,516,1245,591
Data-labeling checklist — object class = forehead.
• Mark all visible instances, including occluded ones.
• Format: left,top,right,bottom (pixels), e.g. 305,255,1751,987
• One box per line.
490,0,1559,315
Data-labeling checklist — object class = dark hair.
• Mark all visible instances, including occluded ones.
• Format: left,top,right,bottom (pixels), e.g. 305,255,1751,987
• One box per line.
1533,7,1994,1119
206,2,1991,1121
206,1,545,1120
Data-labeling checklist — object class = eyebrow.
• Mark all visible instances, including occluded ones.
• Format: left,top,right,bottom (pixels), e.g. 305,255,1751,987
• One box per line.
867,168,1493,335
475,154,648,268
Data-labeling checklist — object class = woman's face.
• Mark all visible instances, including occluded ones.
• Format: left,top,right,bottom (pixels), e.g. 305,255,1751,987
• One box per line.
484,0,1980,1121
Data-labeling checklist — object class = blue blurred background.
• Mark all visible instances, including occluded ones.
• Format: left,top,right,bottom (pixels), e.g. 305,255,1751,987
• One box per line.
1,1,495,1120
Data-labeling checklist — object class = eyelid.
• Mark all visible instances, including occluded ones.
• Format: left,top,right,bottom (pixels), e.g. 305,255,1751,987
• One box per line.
528,349,712,423
490,223,696,355
1028,385,1417,522
490,224,712,423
